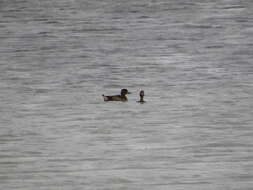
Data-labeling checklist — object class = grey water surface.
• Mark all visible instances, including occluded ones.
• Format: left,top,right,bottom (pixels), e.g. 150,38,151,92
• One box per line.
1,0,253,189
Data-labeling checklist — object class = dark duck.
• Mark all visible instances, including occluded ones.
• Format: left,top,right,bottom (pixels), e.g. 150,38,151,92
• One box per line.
102,89,131,102
137,90,146,103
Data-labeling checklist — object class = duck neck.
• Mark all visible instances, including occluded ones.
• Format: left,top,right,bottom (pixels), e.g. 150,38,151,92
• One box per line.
140,96,144,102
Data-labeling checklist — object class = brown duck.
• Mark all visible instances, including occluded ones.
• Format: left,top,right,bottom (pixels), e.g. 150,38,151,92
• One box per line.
137,90,145,103
102,89,131,102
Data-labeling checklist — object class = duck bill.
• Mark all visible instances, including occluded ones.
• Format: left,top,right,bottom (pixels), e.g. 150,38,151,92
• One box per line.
127,92,131,94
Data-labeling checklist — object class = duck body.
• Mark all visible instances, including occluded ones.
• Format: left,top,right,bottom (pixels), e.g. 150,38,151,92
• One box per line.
102,89,130,102
137,99,145,103
103,94,128,101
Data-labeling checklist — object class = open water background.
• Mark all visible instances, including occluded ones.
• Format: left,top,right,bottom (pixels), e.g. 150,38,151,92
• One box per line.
0,0,253,189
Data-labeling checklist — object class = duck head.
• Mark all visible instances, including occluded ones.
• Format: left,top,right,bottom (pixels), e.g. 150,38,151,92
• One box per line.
139,90,144,98
121,89,131,96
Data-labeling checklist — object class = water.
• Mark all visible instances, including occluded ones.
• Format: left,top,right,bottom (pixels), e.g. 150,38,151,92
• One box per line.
1,0,253,189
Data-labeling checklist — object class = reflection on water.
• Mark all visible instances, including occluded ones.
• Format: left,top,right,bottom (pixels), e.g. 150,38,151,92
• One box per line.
0,0,253,189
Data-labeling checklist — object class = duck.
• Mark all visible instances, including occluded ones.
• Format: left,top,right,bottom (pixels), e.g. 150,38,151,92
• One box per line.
137,90,146,103
102,89,131,102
